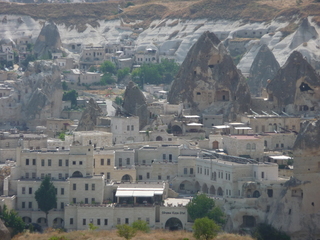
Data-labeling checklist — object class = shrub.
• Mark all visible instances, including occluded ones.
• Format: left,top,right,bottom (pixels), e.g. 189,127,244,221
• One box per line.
132,220,150,233
117,224,136,240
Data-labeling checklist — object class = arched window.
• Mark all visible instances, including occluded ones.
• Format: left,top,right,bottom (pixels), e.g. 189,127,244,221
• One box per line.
246,143,251,150
252,143,256,151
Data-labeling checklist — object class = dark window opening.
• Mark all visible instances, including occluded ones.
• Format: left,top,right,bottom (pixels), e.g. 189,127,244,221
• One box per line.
299,82,313,92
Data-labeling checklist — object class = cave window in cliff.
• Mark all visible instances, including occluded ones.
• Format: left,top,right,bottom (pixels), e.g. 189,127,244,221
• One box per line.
208,65,214,68
310,106,315,111
267,189,273,197
299,82,313,92
172,125,182,136
252,190,260,198
242,215,256,228
215,90,230,101
194,71,197,75
197,92,201,95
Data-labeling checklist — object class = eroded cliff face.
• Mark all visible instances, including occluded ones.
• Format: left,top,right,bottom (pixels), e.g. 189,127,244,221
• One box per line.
20,60,63,127
167,31,251,120
266,51,320,115
34,21,62,59
76,98,103,131
122,81,149,130
247,44,280,97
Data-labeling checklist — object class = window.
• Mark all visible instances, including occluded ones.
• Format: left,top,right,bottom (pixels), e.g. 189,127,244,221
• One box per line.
59,173,62,179
22,187,25,194
127,125,130,131
117,218,121,224
61,202,64,209
126,158,130,165
119,158,122,167
73,184,76,190
184,168,187,174
146,218,150,224
66,160,69,166
32,172,36,179
85,184,88,190
101,159,104,165
167,176,170,180
92,198,95,204
107,159,110,165
158,175,161,180
61,188,64,195
22,202,25,209
25,172,29,179
97,219,101,225
147,172,150,179
70,218,74,225
26,159,29,165
246,143,251,150
83,219,86,225
48,159,52,166
73,198,76,204
107,172,110,179
92,184,95,191
41,159,45,166
73,161,76,165
169,154,172,162
104,219,108,225
32,159,36,165
59,159,62,166
65,173,69,179
139,175,142,180
85,198,88,204
125,218,129,224
29,187,32,194
261,172,264,179
41,173,44,179
163,154,166,160
131,125,134,131
80,161,83,165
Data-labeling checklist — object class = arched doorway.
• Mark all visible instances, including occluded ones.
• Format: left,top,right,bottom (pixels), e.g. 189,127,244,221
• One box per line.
165,217,183,230
156,136,163,141
210,185,216,195
72,171,83,178
53,217,64,228
202,183,208,193
22,216,32,224
179,180,193,193
172,125,182,135
212,141,219,149
195,181,201,193
121,174,133,182
217,187,223,196
37,217,47,227
253,190,260,198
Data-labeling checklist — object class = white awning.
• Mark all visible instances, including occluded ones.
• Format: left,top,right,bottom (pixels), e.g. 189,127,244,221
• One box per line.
115,190,134,197
132,191,154,197
234,127,252,130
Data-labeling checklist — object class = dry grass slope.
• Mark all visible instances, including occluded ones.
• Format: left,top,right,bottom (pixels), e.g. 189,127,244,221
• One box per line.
12,229,255,240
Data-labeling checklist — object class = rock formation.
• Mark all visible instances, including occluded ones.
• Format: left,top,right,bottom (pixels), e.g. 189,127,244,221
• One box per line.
262,119,320,240
122,81,149,130
247,44,280,97
33,21,62,59
290,18,318,50
167,31,251,120
76,98,103,131
266,51,320,115
0,219,10,240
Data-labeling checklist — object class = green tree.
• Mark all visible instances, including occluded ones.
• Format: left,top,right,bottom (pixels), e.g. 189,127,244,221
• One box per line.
62,81,68,91
117,67,130,81
253,223,291,240
186,194,225,225
100,60,116,74
193,217,220,240
62,90,78,107
114,96,123,106
100,73,116,85
117,224,136,240
0,204,25,236
131,220,150,233
88,222,99,231
35,175,57,226
58,132,65,141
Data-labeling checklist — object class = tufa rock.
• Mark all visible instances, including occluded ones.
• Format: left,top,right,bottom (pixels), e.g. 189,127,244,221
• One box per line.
247,44,280,97
266,51,320,115
76,98,103,131
33,21,62,59
0,219,10,240
167,31,251,120
290,18,318,50
122,81,149,130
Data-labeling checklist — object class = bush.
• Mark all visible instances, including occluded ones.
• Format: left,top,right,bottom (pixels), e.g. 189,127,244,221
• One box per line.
253,223,291,240
0,205,25,236
117,224,136,240
193,217,220,240
132,220,150,233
